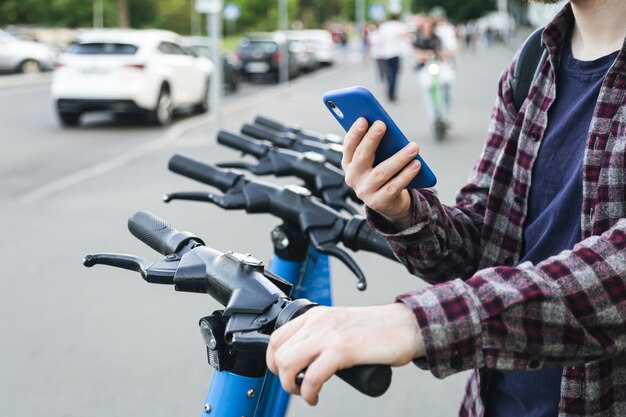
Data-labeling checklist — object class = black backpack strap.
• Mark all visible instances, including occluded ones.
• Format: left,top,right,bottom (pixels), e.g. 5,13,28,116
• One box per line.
511,26,548,113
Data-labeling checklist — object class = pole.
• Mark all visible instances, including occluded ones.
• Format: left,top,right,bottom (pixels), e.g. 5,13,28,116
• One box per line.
208,7,222,129
356,0,365,48
278,0,288,84
191,4,200,36
93,0,104,29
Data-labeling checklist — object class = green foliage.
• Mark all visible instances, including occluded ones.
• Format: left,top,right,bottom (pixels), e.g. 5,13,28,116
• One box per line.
411,0,495,22
1,0,483,34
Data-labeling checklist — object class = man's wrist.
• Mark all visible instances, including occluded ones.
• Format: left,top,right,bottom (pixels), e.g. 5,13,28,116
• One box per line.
381,190,413,230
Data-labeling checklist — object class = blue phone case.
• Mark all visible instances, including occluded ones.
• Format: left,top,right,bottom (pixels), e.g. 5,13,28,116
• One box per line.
322,86,436,188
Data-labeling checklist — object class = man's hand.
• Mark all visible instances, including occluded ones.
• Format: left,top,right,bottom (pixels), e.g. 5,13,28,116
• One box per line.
342,118,421,230
266,303,425,406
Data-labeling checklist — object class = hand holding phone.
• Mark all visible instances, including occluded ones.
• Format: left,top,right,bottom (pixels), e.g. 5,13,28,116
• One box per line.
322,86,436,189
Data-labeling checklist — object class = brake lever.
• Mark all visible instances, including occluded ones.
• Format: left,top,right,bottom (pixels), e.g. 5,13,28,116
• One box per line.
82,253,178,285
309,231,367,291
163,191,247,210
83,253,151,278
321,190,358,215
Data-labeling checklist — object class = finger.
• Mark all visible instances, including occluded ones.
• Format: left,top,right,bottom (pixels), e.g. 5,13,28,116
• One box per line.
342,117,369,167
363,142,419,193
378,159,421,199
267,314,309,373
351,121,387,170
274,337,321,395
299,352,341,406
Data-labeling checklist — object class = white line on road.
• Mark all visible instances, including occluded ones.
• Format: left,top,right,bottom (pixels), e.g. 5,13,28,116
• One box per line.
18,65,345,205
0,83,50,97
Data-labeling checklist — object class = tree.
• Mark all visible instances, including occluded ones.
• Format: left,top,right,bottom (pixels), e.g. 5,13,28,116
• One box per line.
411,0,495,22
118,0,129,27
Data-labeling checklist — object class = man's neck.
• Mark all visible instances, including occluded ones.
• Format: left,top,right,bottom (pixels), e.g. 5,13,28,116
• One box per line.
570,0,626,60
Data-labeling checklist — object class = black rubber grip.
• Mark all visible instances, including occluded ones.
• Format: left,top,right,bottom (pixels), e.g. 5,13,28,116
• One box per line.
355,222,396,261
342,217,396,261
168,154,239,193
217,130,269,158
254,115,297,133
295,131,327,144
336,364,392,397
241,123,291,148
281,301,392,397
128,210,201,256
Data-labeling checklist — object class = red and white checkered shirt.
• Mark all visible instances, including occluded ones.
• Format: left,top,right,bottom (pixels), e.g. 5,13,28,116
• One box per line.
368,4,626,416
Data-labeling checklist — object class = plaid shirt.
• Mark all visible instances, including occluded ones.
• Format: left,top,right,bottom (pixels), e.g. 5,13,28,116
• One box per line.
367,4,626,416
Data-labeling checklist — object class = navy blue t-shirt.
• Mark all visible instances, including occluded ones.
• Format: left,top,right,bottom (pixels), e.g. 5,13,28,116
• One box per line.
484,42,618,417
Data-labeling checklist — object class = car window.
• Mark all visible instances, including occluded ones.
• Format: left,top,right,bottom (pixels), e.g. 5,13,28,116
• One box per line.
191,45,211,58
239,41,278,54
158,41,189,56
70,43,138,55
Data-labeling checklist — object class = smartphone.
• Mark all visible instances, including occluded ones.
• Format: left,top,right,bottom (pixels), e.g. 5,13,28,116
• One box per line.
322,86,436,188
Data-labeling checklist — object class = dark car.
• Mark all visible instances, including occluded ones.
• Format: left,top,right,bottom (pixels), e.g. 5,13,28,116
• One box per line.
184,36,243,93
237,33,299,83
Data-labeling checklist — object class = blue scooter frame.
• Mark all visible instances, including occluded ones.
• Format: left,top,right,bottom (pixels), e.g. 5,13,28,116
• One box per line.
200,235,331,417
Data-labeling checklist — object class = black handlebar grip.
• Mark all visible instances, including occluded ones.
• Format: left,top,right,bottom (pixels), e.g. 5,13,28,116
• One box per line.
241,123,292,148
217,130,269,158
279,300,392,398
355,221,396,261
342,217,397,261
168,154,239,193
254,115,298,133
127,210,202,256
336,364,392,397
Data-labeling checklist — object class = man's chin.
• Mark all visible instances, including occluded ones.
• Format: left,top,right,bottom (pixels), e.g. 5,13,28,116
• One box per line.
529,0,564,4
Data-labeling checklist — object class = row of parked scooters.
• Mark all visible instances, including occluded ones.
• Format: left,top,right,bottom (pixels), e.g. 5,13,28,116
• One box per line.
83,116,398,416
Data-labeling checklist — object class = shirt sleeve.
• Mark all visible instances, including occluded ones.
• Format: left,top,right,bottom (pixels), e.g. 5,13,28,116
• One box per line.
397,218,626,379
367,57,519,284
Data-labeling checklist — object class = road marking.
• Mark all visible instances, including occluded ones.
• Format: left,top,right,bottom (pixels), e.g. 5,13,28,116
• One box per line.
0,74,51,91
0,83,50,97
18,64,346,205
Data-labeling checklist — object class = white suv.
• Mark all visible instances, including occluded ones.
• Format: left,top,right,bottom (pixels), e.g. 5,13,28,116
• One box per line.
51,29,213,126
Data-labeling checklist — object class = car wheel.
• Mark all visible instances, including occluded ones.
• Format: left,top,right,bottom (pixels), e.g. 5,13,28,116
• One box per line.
58,111,81,127
148,87,173,126
20,59,41,74
230,72,241,92
194,81,209,114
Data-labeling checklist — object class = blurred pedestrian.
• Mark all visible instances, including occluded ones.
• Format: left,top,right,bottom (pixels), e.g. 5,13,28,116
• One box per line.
377,14,410,102
430,7,458,62
366,23,387,94
413,16,454,135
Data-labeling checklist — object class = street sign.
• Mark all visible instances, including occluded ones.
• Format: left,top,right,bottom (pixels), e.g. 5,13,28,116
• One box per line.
223,3,240,21
195,0,223,14
368,3,386,22
388,0,402,14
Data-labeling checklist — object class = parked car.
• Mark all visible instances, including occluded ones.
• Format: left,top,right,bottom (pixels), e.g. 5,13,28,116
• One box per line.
286,32,318,73
300,30,335,66
0,29,56,73
183,36,242,93
237,32,299,83
51,29,213,127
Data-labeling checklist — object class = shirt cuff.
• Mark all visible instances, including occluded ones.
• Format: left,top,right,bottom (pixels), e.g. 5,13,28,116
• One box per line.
366,189,433,239
396,278,485,378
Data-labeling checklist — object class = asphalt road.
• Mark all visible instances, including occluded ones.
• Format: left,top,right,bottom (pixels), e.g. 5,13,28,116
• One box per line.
0,41,520,417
